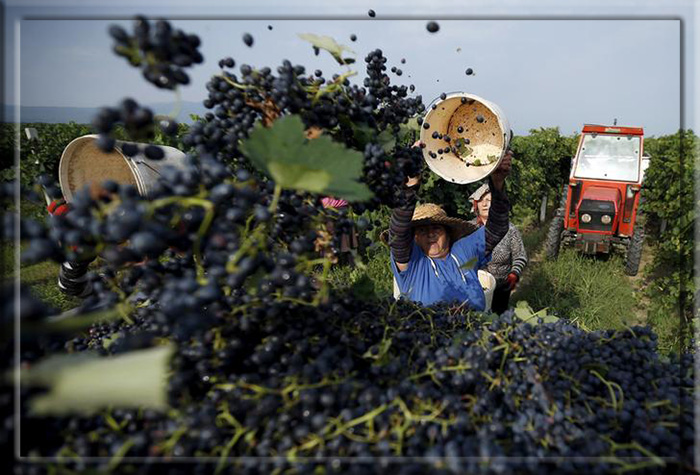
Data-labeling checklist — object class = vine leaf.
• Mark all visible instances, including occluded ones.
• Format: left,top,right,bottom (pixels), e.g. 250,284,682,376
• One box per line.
377,129,396,153
240,115,373,201
513,301,559,324
298,33,355,65
23,345,174,415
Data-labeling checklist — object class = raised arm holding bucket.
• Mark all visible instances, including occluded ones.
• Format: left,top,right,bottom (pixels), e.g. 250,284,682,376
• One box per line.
387,92,514,312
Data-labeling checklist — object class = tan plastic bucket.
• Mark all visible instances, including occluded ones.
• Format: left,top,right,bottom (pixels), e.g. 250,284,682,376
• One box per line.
58,134,188,202
420,92,511,185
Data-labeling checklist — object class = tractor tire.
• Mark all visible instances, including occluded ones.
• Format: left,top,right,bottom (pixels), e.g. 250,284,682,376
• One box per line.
545,214,564,260
544,185,568,260
624,223,644,276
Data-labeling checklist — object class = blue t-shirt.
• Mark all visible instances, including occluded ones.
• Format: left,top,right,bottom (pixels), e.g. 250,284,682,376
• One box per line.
390,226,491,310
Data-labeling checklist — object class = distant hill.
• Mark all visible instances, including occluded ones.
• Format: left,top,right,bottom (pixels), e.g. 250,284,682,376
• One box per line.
1,102,208,124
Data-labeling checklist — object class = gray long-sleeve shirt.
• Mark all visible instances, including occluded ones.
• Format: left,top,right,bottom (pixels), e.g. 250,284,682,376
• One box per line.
469,219,528,283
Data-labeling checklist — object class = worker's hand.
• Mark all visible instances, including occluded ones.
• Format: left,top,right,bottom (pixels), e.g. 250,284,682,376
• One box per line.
490,149,513,191
506,272,519,291
405,175,421,188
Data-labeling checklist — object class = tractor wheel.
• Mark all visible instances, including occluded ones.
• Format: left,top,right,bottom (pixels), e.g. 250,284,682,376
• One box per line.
624,223,644,276
545,214,564,260
545,185,568,260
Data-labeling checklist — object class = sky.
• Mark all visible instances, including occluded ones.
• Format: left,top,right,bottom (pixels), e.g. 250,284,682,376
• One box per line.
2,0,697,137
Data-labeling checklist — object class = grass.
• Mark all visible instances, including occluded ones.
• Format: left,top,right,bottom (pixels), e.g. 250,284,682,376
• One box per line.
512,249,638,331
2,241,81,313
328,244,394,301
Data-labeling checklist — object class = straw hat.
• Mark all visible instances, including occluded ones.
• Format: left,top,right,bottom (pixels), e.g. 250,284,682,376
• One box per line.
380,203,477,244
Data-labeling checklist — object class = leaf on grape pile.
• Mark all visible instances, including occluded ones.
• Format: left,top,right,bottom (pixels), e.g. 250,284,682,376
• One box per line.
297,33,355,65
240,115,373,201
513,301,559,325
397,117,421,145
459,257,478,271
347,121,375,149
24,344,174,415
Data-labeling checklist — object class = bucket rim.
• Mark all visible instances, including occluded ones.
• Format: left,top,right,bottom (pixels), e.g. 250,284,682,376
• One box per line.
58,134,143,202
420,91,510,185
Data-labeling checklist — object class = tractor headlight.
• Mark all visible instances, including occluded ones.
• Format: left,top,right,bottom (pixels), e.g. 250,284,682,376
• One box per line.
601,215,612,224
581,213,592,223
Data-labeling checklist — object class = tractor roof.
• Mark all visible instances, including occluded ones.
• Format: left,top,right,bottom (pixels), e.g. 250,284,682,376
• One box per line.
582,124,644,136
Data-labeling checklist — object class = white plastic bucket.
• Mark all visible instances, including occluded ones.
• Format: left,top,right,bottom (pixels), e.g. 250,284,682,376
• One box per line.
58,134,188,202
478,269,496,312
419,92,511,185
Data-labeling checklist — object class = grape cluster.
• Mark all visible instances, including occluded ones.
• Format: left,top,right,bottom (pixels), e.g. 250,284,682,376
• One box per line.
109,16,204,90
91,97,175,156
181,47,423,209
361,143,424,209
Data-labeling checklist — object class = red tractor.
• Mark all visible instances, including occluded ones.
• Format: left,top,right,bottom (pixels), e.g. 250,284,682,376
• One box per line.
545,124,648,275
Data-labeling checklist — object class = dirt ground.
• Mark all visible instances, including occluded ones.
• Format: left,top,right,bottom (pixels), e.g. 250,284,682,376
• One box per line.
626,242,655,325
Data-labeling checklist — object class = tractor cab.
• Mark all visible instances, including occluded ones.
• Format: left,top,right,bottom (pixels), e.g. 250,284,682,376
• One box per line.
546,124,646,276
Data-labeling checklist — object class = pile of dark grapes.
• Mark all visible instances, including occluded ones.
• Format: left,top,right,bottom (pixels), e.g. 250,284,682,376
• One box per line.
1,16,696,475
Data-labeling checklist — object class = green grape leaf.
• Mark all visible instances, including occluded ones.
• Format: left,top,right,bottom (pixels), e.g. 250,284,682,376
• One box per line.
298,33,355,65
24,345,174,415
513,301,559,325
459,257,478,271
397,117,420,145
347,120,376,149
377,129,396,153
240,115,373,201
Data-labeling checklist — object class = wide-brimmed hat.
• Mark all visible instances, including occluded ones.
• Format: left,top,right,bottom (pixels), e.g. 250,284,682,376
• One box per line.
380,203,477,244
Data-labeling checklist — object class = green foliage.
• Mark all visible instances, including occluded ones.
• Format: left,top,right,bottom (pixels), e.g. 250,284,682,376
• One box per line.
508,127,578,214
240,115,372,201
640,130,696,343
328,245,394,300
0,121,191,187
0,122,93,185
512,301,559,324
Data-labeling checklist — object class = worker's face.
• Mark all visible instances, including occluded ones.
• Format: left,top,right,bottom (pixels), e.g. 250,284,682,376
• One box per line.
414,224,450,258
477,192,492,222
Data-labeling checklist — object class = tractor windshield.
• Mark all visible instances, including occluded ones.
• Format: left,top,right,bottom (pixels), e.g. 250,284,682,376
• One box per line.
574,134,641,182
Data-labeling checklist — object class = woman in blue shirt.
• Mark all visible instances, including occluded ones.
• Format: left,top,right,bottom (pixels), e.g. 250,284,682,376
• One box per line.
388,150,513,311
